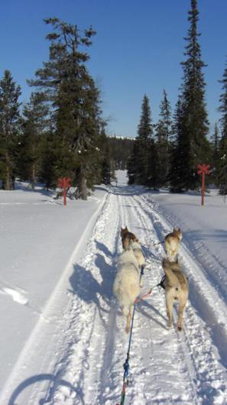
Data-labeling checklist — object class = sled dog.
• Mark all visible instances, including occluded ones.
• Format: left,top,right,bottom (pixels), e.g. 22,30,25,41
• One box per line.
164,228,182,262
113,248,141,333
121,226,138,250
129,240,146,269
162,258,188,331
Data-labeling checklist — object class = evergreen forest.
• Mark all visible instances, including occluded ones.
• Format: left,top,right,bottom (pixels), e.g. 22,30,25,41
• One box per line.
128,0,227,194
1,1,227,198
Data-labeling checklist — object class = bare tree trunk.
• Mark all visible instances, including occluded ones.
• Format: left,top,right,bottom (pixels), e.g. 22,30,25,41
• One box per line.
31,162,36,190
79,171,87,200
4,152,12,190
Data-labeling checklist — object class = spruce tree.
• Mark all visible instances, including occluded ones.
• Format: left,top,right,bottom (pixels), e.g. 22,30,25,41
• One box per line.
218,60,227,138
18,92,49,188
108,136,134,170
0,70,21,189
210,122,220,186
217,60,227,194
127,141,137,185
39,128,57,189
99,127,112,185
170,99,191,192
170,0,210,191
28,18,101,199
129,95,156,186
155,90,172,187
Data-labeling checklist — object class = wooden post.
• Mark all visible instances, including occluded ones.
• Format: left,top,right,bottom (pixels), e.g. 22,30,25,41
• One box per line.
58,177,71,206
197,164,211,206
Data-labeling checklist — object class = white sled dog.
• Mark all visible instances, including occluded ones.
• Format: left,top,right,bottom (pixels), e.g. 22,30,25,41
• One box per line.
129,240,146,269
164,228,182,262
162,258,188,331
129,240,146,286
113,248,141,333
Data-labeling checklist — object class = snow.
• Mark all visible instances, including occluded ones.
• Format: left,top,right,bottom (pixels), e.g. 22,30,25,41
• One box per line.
0,172,227,405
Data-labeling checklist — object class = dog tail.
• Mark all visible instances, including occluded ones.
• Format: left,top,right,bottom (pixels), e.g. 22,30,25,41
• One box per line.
162,258,179,286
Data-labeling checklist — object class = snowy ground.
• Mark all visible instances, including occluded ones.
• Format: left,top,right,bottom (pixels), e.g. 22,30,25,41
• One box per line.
0,171,227,405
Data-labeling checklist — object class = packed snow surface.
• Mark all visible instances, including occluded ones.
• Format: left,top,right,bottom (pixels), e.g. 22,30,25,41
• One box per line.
0,171,227,405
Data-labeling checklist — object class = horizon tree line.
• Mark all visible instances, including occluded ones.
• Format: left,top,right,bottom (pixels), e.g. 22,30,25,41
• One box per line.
128,0,227,194
1,1,227,197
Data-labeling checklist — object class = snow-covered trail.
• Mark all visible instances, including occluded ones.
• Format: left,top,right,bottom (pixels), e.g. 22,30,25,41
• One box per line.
4,184,227,405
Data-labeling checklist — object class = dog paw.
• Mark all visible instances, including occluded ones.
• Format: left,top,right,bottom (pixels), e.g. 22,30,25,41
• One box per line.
177,325,182,331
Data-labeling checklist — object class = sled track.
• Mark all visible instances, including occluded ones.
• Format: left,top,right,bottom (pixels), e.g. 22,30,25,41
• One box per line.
120,193,202,402
3,187,227,405
106,189,227,404
134,193,227,401
138,195,227,357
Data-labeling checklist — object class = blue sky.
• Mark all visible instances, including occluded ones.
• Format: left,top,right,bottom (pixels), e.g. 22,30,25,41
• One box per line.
0,0,226,138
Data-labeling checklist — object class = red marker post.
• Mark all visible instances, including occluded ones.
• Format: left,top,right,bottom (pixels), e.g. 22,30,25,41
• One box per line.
197,164,211,206
58,177,71,206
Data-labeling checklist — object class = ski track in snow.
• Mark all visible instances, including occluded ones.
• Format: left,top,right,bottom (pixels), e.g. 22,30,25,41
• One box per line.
2,185,227,405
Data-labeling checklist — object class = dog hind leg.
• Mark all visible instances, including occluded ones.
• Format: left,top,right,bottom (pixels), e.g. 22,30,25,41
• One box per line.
177,303,186,331
166,295,174,328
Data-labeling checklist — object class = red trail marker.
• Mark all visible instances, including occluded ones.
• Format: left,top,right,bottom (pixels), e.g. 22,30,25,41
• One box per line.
58,177,71,206
197,164,211,206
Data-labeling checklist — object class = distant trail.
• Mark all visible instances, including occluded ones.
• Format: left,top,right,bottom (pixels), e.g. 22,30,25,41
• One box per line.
3,185,227,405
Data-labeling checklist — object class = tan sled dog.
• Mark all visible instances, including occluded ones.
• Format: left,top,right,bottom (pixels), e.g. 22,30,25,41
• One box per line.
162,258,188,331
113,248,141,333
164,228,182,262
121,226,138,250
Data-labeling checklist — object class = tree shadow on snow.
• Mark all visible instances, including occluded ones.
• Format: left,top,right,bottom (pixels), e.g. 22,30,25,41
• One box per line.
183,228,227,244
8,373,85,405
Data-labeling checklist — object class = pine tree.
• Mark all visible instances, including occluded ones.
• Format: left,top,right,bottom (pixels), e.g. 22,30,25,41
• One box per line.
28,18,102,199
169,100,188,192
155,90,172,187
217,146,227,195
217,60,227,194
99,127,112,185
170,0,210,191
128,95,156,186
108,136,134,170
218,59,227,138
127,141,138,185
0,70,21,189
210,123,220,186
39,128,57,189
18,92,49,188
